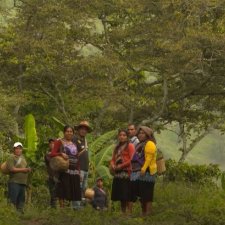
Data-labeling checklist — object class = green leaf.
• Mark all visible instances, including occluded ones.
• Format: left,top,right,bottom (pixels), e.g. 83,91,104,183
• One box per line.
89,130,117,154
52,117,65,130
95,144,114,168
96,165,112,179
24,114,38,163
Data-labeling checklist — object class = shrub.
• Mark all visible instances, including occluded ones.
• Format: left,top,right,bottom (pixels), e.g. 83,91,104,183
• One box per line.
165,159,221,185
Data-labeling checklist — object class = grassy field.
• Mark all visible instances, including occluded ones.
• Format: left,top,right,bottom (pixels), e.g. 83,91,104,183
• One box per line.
1,181,225,225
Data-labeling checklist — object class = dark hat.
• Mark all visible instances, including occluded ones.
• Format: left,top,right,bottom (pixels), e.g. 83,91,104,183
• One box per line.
74,121,92,133
138,126,153,138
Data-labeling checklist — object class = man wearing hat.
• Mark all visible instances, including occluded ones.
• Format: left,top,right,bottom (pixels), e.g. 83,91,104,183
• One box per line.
6,142,31,212
72,121,92,208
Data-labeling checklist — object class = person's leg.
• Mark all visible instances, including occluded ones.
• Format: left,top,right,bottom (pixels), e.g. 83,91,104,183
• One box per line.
48,178,57,208
140,200,146,216
17,184,26,213
82,171,88,194
8,182,19,208
59,198,64,208
127,202,133,214
72,170,84,209
146,201,152,215
121,201,127,214
141,200,152,216
81,171,88,205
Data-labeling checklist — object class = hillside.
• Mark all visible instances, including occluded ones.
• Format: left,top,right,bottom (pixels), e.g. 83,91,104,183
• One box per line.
156,129,225,169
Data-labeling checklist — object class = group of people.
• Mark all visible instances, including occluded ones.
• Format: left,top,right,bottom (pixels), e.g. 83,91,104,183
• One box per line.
4,121,157,216
110,125,157,216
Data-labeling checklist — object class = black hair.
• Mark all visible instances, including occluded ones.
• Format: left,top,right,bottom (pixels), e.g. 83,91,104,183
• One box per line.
149,133,157,144
128,124,137,129
114,129,129,154
48,138,55,143
63,125,74,134
137,128,157,144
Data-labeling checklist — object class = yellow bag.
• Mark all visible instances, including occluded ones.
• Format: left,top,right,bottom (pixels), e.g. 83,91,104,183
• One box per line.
157,149,166,175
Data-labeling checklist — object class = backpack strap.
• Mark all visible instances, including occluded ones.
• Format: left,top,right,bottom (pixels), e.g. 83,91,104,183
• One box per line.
78,138,88,157
14,157,22,167
59,139,65,153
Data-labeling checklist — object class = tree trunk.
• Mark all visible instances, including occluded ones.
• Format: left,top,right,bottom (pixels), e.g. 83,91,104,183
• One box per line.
178,122,188,162
128,107,134,123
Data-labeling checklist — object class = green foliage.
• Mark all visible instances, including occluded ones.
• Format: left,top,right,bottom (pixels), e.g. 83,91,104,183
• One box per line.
221,172,225,191
52,116,65,132
1,180,225,225
24,114,38,163
1,0,225,162
165,159,221,185
89,130,117,155
0,194,20,225
89,130,117,181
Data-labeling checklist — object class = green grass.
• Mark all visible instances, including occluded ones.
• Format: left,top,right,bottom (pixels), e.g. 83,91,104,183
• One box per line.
1,181,225,225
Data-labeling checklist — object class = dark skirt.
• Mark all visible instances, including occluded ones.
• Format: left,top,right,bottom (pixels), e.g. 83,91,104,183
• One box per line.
56,172,81,201
111,177,131,201
130,180,155,202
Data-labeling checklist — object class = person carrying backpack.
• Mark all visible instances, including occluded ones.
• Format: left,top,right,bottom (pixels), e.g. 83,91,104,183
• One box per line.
6,142,31,213
130,126,157,216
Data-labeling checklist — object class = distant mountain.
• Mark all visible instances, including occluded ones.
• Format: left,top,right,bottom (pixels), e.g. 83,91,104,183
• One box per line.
156,129,225,170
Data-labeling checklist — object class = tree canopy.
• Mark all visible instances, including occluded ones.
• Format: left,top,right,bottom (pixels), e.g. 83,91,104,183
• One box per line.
0,0,225,160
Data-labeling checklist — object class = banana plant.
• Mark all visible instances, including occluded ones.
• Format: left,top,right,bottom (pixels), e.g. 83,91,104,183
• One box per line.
51,116,117,181
23,114,38,164
89,130,117,181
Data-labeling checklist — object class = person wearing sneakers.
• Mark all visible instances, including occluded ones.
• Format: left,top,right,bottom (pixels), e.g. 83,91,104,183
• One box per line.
6,142,31,212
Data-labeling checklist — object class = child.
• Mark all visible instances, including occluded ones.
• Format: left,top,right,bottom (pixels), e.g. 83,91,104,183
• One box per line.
44,138,57,208
92,177,108,210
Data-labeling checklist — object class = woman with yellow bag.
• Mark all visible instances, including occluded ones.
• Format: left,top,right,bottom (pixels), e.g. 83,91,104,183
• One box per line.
130,126,157,216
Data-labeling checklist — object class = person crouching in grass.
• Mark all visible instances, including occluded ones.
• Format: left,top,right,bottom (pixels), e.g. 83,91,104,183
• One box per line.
92,177,108,210
7,142,31,213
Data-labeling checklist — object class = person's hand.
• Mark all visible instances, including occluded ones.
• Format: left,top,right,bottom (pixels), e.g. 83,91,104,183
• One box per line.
140,169,145,176
111,164,115,170
61,153,69,160
24,168,31,173
115,165,122,171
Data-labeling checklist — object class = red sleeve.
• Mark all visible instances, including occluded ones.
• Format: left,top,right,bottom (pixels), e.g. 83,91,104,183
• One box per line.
50,140,62,157
110,150,116,167
120,143,135,169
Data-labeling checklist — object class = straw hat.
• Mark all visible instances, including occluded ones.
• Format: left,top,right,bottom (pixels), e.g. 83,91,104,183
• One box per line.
74,121,92,132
